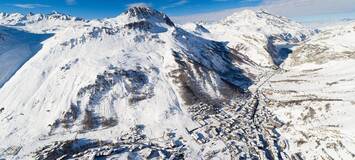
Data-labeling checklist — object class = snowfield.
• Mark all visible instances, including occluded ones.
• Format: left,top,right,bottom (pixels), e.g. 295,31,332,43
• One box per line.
0,26,52,88
0,6,354,160
260,21,355,159
259,59,355,160
182,9,315,67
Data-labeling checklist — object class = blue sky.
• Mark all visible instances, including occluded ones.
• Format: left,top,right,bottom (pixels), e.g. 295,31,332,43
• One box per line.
0,0,263,19
0,0,355,24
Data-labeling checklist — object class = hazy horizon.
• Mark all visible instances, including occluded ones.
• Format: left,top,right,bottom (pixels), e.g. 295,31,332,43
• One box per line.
0,0,354,25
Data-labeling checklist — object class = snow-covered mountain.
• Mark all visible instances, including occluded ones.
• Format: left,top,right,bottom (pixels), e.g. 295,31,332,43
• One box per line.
0,11,87,33
0,6,355,160
0,11,86,88
183,9,315,67
0,7,268,159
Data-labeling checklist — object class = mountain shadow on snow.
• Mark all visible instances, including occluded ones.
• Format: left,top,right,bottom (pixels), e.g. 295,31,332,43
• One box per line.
0,26,53,88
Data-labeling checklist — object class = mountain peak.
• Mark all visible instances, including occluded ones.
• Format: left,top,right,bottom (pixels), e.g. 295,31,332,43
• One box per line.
125,6,156,18
222,9,306,32
46,11,84,21
124,6,175,27
225,9,280,21
48,10,61,15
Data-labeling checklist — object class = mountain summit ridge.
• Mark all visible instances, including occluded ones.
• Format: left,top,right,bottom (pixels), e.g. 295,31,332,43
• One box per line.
0,11,85,26
124,6,175,27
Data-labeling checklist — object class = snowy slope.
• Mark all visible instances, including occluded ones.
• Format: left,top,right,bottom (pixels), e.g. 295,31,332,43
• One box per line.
0,11,87,88
0,26,52,88
0,6,354,160
183,10,314,66
259,61,355,160
256,22,355,159
0,7,271,159
284,21,355,67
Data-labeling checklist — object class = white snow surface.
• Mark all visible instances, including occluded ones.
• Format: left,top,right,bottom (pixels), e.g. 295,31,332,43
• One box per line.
284,21,355,67
0,7,252,159
0,6,355,160
257,21,355,159
0,11,87,33
182,9,315,67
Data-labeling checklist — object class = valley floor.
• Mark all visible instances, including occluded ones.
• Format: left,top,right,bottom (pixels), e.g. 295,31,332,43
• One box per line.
255,59,355,159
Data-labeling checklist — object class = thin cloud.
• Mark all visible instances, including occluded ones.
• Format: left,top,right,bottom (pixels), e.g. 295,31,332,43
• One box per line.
172,7,245,23
12,3,51,9
126,2,151,8
66,0,76,5
172,0,355,24
212,0,231,2
161,0,188,10
260,0,355,17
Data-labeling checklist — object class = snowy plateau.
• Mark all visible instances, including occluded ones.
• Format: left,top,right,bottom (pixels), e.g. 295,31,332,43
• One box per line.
0,6,355,160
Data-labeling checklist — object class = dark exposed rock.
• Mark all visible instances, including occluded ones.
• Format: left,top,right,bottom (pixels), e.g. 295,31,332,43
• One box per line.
49,66,155,132
169,30,252,106
34,126,188,160
266,35,293,66
82,109,95,130
124,21,152,30
77,68,151,106
101,117,118,128
125,6,175,27
60,58,79,71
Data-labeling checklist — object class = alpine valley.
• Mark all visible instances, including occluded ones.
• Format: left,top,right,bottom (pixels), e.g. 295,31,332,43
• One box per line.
0,6,354,160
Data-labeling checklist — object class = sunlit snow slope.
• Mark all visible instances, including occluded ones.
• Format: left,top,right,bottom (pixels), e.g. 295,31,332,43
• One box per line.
0,6,354,160
0,7,259,159
258,21,355,159
183,10,315,67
